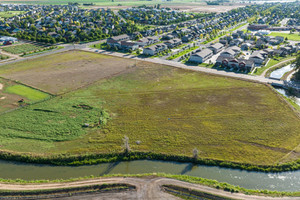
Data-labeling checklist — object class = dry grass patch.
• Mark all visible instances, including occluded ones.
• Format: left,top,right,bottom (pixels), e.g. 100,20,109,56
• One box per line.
0,50,137,94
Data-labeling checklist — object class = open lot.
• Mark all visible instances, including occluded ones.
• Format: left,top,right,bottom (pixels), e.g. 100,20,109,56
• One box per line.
2,43,45,55
0,52,299,165
0,50,137,94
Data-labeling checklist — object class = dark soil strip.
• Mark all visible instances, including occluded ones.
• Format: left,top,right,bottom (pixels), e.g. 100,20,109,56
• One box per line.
162,185,235,200
0,183,135,199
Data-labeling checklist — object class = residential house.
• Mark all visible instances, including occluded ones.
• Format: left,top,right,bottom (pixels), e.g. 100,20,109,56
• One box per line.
216,56,254,71
207,42,224,54
241,43,252,50
249,51,266,65
164,38,182,48
143,43,168,56
120,41,139,51
189,49,213,63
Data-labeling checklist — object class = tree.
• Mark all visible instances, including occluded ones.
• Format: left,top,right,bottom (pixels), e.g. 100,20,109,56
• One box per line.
295,54,300,70
50,38,56,44
123,136,130,154
193,148,199,160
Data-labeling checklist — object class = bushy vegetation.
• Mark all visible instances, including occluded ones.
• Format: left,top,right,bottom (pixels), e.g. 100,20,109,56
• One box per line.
0,98,109,142
2,44,44,55
293,53,300,81
0,55,9,60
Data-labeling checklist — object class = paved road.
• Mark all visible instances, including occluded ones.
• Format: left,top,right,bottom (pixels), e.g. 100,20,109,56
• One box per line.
0,177,298,200
85,47,285,86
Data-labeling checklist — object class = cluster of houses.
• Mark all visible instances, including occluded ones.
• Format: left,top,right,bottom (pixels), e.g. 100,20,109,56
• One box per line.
0,4,145,43
188,29,299,72
107,34,161,52
0,4,32,12
118,7,201,25
248,24,300,32
0,36,18,45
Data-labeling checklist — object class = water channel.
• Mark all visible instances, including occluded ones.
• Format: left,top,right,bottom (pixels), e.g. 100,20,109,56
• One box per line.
0,159,299,192
270,64,294,80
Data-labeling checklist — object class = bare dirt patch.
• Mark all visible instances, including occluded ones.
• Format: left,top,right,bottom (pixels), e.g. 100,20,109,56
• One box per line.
0,50,141,94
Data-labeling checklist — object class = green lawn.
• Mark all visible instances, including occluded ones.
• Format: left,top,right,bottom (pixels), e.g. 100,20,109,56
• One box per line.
0,59,299,166
0,11,24,18
2,44,44,55
5,85,50,101
269,32,300,41
167,46,198,60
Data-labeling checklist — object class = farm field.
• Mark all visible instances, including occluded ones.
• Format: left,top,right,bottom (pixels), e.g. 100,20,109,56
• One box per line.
2,44,44,55
0,50,137,94
268,32,300,41
0,78,49,113
0,53,299,165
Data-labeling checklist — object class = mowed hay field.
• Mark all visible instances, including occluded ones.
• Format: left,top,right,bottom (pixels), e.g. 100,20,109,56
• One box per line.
0,50,136,94
0,52,299,165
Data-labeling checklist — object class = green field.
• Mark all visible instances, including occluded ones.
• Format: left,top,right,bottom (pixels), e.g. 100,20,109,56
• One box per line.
2,44,44,55
0,11,24,19
0,54,299,165
5,85,50,101
0,78,50,113
269,32,300,41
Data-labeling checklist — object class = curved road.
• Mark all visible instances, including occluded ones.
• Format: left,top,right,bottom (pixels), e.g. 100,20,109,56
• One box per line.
0,177,298,200
261,57,296,78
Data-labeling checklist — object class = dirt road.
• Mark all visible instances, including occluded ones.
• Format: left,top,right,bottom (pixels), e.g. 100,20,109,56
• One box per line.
0,177,298,200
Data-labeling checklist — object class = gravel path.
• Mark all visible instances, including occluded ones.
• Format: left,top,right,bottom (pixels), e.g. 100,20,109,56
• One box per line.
0,177,298,200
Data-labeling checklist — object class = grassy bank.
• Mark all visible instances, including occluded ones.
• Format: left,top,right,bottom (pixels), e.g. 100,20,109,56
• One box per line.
0,151,300,172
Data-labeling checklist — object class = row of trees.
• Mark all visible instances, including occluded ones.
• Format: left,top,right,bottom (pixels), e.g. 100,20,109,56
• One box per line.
294,54,300,81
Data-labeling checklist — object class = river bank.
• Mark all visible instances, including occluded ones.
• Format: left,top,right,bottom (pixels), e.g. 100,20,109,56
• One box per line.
0,159,300,192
